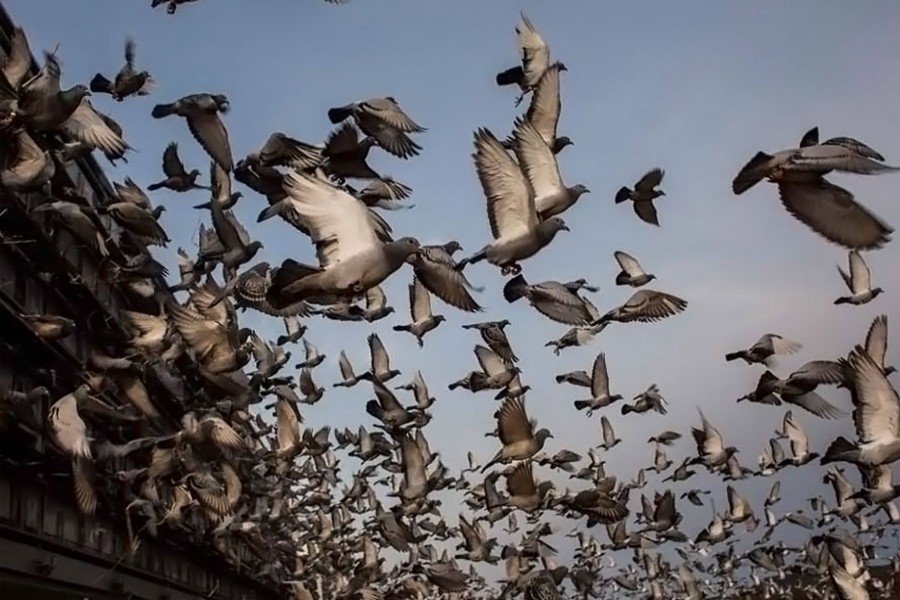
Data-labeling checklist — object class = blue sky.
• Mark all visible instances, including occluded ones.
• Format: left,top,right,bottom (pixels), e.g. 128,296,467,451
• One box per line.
7,0,900,578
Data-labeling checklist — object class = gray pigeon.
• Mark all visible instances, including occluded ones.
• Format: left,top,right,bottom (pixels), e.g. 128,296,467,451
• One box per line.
152,93,233,172
327,97,425,160
513,115,590,221
495,12,552,106
613,251,656,287
411,242,483,312
834,250,883,306
615,168,665,226
501,62,572,155
267,172,420,307
503,273,598,325
732,132,897,249
458,125,570,276
392,278,445,347
89,37,154,101
592,289,687,327
1,129,54,193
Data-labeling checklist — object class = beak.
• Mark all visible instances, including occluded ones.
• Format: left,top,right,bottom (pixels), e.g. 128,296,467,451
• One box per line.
583,188,591,194
660,191,666,196
561,225,571,232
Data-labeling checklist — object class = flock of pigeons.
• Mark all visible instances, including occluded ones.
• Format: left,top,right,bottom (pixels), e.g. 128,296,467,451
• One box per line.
1,7,899,600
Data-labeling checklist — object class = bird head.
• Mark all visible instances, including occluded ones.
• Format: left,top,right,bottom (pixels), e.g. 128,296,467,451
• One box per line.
498,319,511,329
434,315,448,324
212,94,230,112
557,136,574,149
872,287,885,298
444,240,463,255
72,84,91,99
535,429,554,444
573,184,590,196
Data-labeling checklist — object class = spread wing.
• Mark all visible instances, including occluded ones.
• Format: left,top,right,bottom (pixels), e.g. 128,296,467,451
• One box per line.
526,63,564,144
516,12,550,85
614,250,644,277
62,100,130,157
849,346,899,446
864,315,888,369
514,117,564,201
848,250,871,293
777,178,893,250
472,128,536,241
283,171,381,269
1,27,33,88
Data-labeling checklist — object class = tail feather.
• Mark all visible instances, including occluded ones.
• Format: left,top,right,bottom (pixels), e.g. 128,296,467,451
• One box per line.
495,66,524,87
732,151,774,195
257,203,284,223
821,436,857,465
327,105,354,125
392,324,412,333
456,249,486,270
365,399,384,421
614,272,631,286
151,103,176,119
502,274,529,303
89,73,113,95
614,187,631,204
724,351,744,362
573,400,592,411
146,182,165,191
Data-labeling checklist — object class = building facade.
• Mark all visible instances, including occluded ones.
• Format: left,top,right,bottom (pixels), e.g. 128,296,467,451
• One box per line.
0,5,280,599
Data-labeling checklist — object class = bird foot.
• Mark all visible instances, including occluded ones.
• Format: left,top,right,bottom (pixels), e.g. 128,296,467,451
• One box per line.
500,264,522,276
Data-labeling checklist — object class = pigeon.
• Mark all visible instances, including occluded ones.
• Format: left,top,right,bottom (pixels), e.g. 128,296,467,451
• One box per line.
834,250,883,306
152,93,234,172
495,12,552,107
572,353,622,416
732,134,897,249
410,242,483,312
799,126,886,162
151,0,201,14
613,251,656,288
513,116,590,221
615,168,666,226
725,333,803,365
591,289,687,327
462,320,518,365
501,62,572,155
1,129,55,193
89,37,154,101
392,278,446,347
503,273,598,325
481,396,553,472
822,346,900,467
18,313,75,340
459,125,570,276
862,315,896,376
266,172,420,307
2,49,91,133
327,97,425,160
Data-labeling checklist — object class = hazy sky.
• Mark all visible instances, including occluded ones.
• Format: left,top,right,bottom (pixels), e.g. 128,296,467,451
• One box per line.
6,0,900,582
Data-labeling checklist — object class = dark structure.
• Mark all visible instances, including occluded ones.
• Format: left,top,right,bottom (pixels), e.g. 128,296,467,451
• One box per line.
0,6,279,599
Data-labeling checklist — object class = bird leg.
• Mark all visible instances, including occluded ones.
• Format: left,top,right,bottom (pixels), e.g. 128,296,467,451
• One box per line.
514,93,525,107
500,263,522,276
